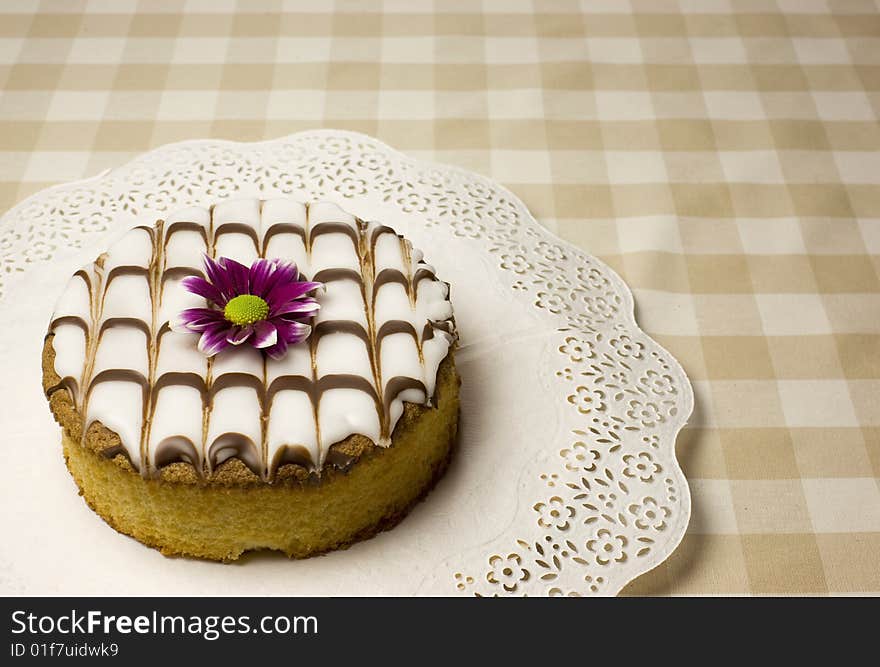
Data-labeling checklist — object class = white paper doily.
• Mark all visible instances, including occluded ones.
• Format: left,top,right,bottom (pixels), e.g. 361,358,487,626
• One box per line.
0,130,691,596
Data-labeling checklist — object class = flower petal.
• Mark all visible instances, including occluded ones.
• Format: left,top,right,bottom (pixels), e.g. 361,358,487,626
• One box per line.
274,319,312,345
259,259,298,298
226,324,253,345
202,255,234,301
180,275,226,306
263,336,288,360
198,323,232,356
265,281,323,308
271,257,299,278
219,256,251,297
270,296,320,318
173,307,225,332
251,320,278,349
248,258,275,297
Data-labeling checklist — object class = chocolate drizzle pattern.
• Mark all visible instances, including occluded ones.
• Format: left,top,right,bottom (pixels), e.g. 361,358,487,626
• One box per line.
46,199,456,480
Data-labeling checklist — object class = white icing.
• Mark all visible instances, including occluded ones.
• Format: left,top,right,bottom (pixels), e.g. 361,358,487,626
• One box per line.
100,275,152,323
267,390,317,463
212,344,263,377
148,386,204,467
318,388,381,451
207,386,262,470
102,227,152,272
155,331,206,377
48,198,456,479
166,206,210,226
92,327,149,377
316,334,373,378
315,280,368,326
311,234,360,273
160,277,203,326
51,324,86,391
85,382,144,469
374,232,407,272
374,283,411,325
164,231,207,271
265,231,307,270
266,341,311,381
55,272,93,322
262,200,308,269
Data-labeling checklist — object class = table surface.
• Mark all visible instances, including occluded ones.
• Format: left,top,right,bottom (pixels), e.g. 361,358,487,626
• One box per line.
1,0,878,596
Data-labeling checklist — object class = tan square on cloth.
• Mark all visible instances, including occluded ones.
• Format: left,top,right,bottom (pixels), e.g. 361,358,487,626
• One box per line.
2,0,878,595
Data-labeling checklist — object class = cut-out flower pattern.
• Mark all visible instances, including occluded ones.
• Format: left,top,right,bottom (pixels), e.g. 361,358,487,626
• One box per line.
626,399,667,427
584,295,617,320
356,152,390,172
610,334,645,359
536,290,571,314
567,386,606,414
534,497,575,531
628,497,671,531
396,191,429,213
143,190,176,211
487,202,518,226
486,554,530,593
206,176,237,198
559,336,594,363
453,218,485,239
499,253,531,274
622,452,662,483
336,176,368,197
579,266,611,291
535,240,567,262
586,529,627,565
639,370,676,396
560,440,600,472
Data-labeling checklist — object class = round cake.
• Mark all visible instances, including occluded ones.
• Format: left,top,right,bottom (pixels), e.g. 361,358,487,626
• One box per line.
42,198,459,561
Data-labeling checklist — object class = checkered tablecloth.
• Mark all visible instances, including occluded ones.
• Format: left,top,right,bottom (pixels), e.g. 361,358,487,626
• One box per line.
1,0,878,595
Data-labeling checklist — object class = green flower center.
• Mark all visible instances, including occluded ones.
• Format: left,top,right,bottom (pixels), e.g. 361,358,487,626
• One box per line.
223,294,269,326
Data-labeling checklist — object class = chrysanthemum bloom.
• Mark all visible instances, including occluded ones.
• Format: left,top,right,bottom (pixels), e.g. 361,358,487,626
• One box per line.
174,255,322,359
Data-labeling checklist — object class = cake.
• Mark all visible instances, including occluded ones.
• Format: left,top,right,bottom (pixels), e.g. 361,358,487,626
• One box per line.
42,198,459,561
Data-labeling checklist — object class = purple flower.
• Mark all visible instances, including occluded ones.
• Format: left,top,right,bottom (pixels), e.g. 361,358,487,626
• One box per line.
174,255,322,360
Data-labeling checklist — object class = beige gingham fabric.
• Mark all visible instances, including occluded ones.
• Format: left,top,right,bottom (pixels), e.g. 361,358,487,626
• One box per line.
2,0,878,595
